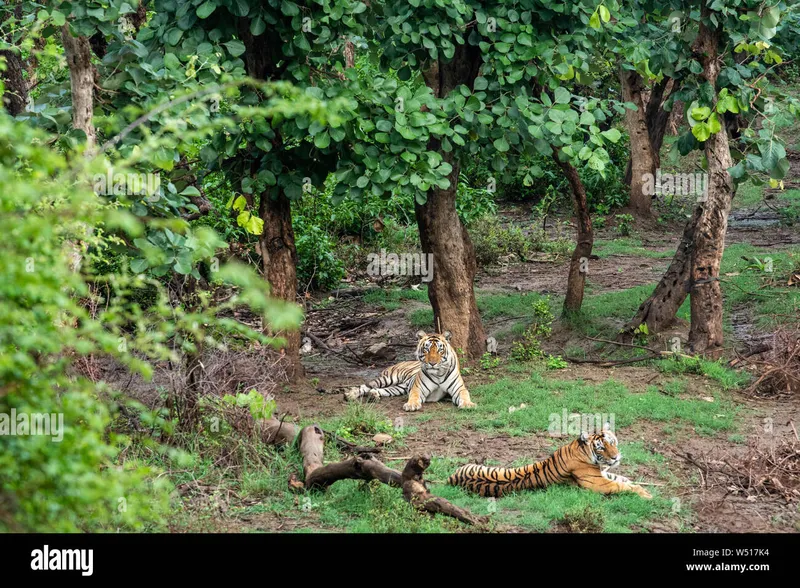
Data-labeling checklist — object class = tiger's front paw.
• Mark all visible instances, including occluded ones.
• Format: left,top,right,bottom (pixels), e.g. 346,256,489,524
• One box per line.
632,485,652,499
458,400,476,409
368,389,382,401
343,388,361,402
403,400,422,412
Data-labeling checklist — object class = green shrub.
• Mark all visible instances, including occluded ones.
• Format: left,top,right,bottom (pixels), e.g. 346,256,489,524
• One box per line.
510,298,554,361
469,215,534,266
615,213,635,236
0,116,299,531
295,219,346,291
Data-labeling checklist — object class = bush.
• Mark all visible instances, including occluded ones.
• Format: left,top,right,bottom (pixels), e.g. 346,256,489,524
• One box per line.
510,298,554,361
295,217,345,292
615,213,635,236
0,116,299,531
469,215,534,266
0,118,171,531
456,173,498,224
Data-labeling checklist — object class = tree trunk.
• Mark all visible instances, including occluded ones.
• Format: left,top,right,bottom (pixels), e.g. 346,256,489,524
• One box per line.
688,17,733,357
618,208,700,341
61,24,96,151
418,46,485,359
0,49,27,115
237,19,303,379
0,0,28,115
620,68,656,217
258,189,304,379
344,41,355,69
646,78,673,165
623,78,674,185
554,152,593,315
415,152,485,359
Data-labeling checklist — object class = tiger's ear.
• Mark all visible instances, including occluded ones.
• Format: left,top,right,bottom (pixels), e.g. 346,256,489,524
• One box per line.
416,330,427,339
443,330,452,341
579,431,590,444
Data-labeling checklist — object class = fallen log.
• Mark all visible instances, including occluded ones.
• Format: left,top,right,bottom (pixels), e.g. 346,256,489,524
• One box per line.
296,425,485,526
262,416,300,445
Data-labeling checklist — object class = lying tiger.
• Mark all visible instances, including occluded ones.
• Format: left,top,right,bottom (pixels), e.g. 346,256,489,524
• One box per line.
344,331,475,412
448,425,652,499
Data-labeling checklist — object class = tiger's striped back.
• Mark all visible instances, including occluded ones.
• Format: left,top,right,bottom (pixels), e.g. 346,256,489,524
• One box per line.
367,360,421,389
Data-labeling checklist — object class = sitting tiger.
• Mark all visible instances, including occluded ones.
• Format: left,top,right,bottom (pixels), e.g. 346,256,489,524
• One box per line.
344,331,475,412
448,425,651,499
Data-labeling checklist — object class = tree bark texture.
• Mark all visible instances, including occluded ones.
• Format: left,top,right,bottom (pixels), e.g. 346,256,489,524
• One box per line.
418,44,486,359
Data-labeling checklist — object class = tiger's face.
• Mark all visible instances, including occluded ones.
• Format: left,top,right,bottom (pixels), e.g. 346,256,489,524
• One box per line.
579,427,621,467
416,331,453,374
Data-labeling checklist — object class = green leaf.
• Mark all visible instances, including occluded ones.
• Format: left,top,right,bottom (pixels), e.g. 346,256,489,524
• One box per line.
692,122,711,142
51,10,66,26
473,77,488,91
130,258,149,273
691,106,711,121
223,40,246,57
232,195,247,212
245,215,264,235
589,11,601,30
281,1,300,16
163,53,180,69
181,186,201,197
707,113,721,134
760,140,786,173
237,210,251,227
587,153,605,171
166,28,184,46
250,17,266,36
554,87,571,104
258,170,277,186
728,162,747,181
600,128,622,143
599,5,610,22
314,132,331,149
174,258,193,275
772,157,790,180
493,137,510,153
196,1,216,18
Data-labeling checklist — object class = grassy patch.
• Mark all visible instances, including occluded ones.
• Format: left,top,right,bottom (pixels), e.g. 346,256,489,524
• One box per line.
412,291,553,330
363,287,428,311
658,356,750,390
452,372,739,437
594,237,674,259
734,181,766,208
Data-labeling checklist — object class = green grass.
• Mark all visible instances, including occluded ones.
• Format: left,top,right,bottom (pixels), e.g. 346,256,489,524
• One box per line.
316,402,416,446
363,286,429,311
448,371,740,437
412,291,552,329
658,356,750,390
734,180,766,208
717,243,800,330
594,237,674,259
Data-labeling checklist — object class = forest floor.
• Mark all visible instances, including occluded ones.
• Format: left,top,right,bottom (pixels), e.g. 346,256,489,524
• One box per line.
155,183,800,534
